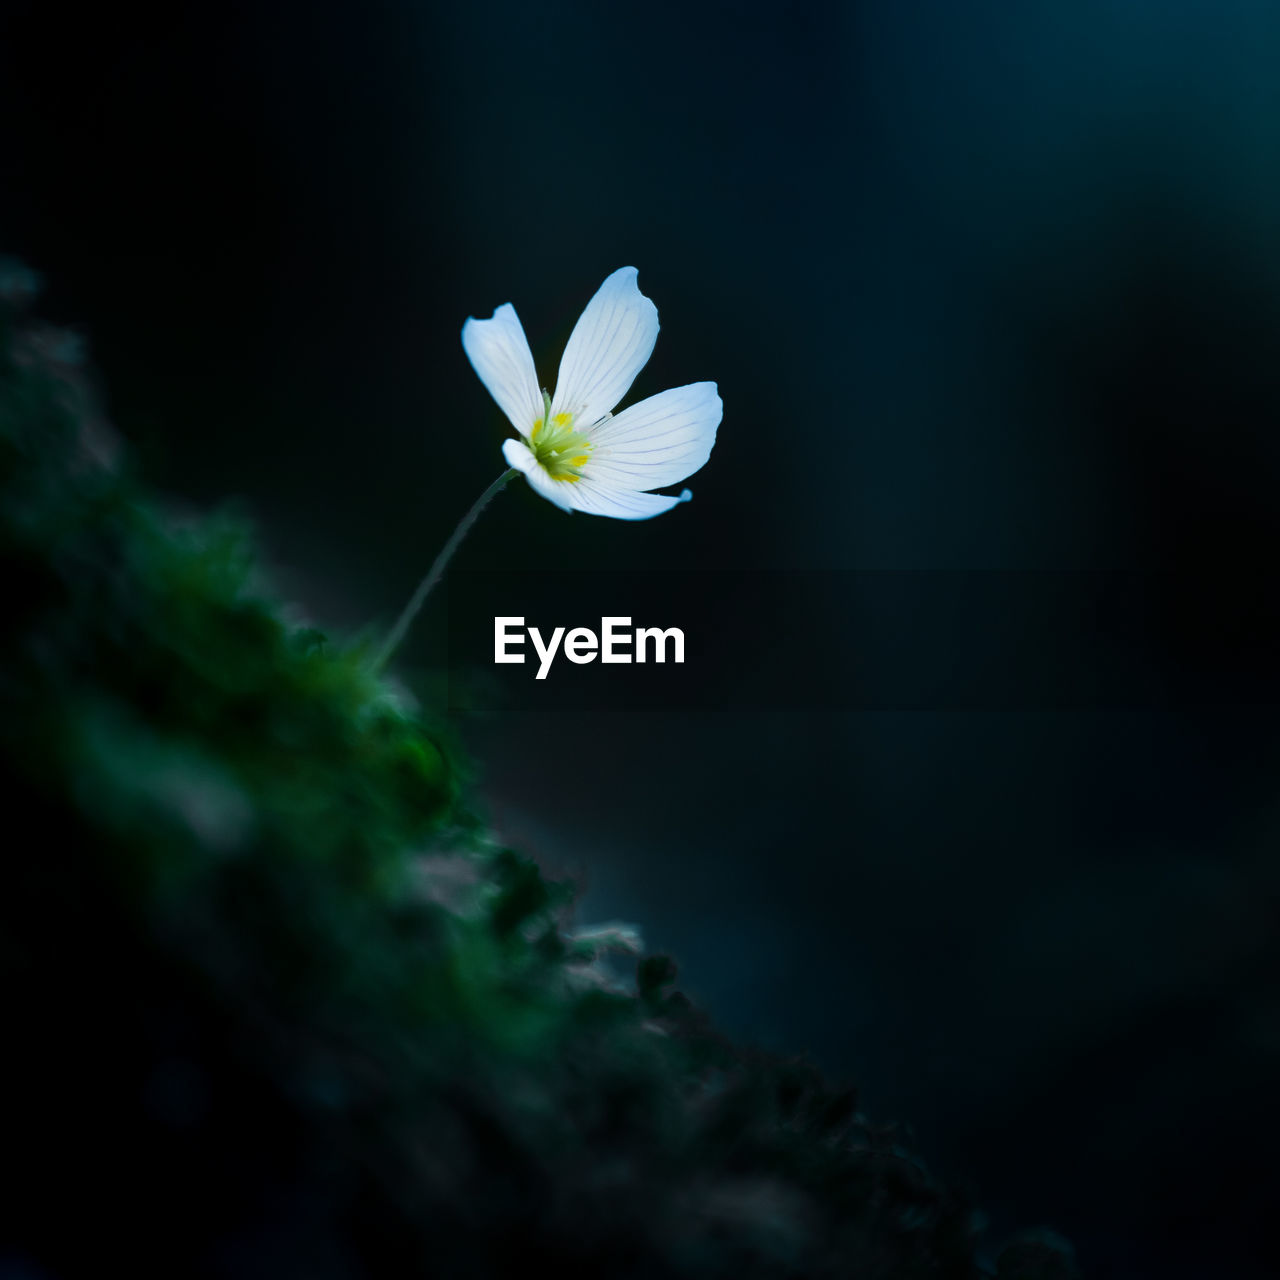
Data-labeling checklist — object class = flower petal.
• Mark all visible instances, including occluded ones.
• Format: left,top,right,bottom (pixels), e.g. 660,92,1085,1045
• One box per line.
551,267,659,428
504,437,692,519
503,437,574,512
583,382,721,491
560,478,693,520
462,303,544,435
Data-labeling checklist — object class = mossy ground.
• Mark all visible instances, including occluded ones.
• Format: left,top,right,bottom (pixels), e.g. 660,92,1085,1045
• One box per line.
0,264,1077,1279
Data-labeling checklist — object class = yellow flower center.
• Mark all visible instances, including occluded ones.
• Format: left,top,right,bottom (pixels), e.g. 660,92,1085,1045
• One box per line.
529,405,593,482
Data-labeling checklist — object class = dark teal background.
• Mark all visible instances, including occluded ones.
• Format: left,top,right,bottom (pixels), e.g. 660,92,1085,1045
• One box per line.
5,2,1280,1274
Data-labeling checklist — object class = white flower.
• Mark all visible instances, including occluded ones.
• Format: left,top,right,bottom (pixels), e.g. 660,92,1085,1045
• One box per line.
461,267,722,519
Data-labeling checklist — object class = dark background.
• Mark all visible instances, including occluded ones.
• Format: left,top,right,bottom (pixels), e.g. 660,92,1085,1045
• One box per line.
4,2,1280,1275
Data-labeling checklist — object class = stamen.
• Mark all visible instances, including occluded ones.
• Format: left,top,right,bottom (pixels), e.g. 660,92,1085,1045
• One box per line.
529,407,594,482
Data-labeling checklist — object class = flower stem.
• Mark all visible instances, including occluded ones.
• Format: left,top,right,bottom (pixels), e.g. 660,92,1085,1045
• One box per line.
372,467,517,672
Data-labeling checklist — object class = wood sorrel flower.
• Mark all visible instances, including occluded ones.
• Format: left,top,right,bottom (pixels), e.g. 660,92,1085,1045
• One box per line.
372,269,720,669
462,267,721,519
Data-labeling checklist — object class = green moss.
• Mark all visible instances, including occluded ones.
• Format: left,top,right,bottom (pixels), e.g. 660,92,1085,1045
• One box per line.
0,262,1077,1279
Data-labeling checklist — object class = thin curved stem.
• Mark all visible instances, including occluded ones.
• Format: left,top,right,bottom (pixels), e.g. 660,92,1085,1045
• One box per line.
372,468,517,672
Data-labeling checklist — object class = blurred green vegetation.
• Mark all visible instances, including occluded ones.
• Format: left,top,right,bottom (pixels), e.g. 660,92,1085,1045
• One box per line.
0,262,1076,1279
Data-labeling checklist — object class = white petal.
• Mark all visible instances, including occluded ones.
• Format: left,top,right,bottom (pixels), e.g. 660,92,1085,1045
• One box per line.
502,437,574,512
462,303,544,435
561,478,693,520
583,382,721,491
504,436,691,519
550,267,659,428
